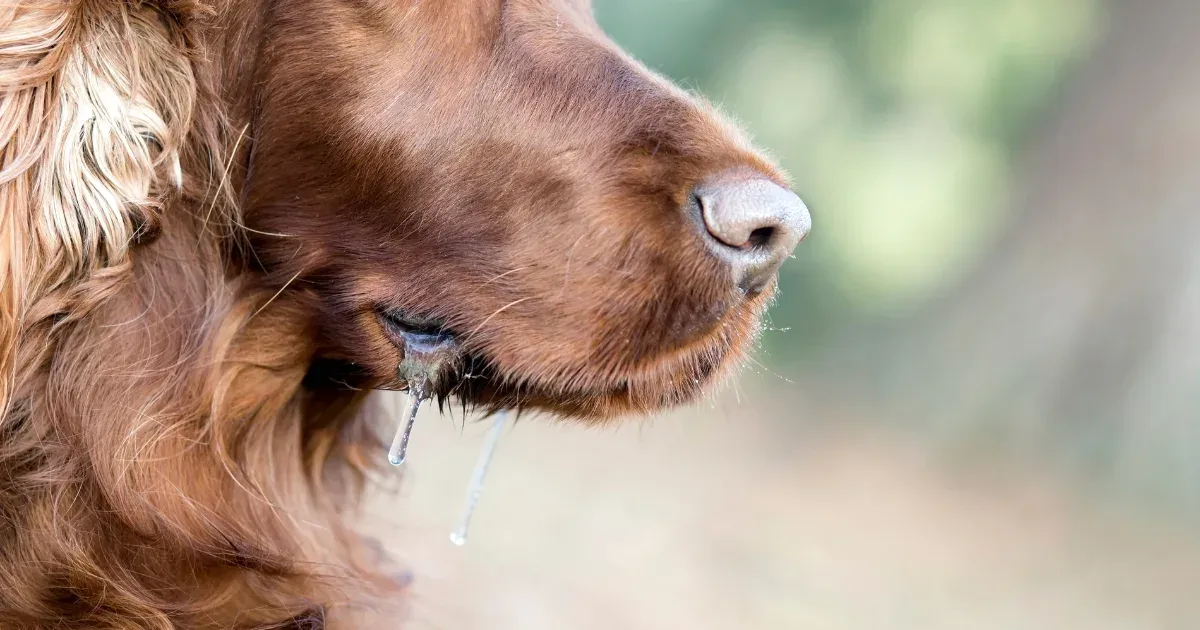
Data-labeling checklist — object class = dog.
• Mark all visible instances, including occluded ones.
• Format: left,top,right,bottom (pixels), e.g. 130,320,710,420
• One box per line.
0,1,809,627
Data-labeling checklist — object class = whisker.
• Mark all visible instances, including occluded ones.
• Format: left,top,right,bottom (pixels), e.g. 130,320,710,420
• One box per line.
461,297,533,343
200,122,248,236
746,355,794,385
248,269,303,322
479,266,530,286
237,224,294,238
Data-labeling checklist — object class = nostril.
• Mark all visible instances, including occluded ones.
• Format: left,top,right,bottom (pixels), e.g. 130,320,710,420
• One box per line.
746,226,775,249
691,175,811,294
695,192,767,251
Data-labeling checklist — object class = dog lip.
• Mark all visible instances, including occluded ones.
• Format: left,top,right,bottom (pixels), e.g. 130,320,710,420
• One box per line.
378,309,457,355
440,300,749,417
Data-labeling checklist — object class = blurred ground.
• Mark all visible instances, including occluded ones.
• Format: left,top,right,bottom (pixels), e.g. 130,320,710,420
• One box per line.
364,385,1200,630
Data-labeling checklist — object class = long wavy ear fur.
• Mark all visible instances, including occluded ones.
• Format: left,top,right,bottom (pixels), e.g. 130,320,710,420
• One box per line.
0,0,196,416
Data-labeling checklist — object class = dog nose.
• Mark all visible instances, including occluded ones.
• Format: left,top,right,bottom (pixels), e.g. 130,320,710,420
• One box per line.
694,177,811,294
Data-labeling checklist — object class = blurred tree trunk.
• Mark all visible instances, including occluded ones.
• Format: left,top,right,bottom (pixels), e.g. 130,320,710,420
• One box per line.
878,0,1200,506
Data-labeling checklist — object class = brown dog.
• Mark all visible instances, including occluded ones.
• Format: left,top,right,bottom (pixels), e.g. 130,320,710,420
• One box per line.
0,1,809,627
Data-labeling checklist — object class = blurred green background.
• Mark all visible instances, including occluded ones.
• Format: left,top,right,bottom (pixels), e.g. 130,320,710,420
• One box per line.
377,1,1200,628
599,0,1097,340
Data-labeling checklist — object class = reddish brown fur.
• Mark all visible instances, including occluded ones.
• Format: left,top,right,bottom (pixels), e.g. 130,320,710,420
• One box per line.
0,1,793,627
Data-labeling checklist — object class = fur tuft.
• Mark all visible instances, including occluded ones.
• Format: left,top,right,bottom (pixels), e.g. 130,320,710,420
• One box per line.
1,1,194,417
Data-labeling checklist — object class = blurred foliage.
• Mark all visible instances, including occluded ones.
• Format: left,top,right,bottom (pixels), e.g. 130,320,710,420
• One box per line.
597,0,1102,360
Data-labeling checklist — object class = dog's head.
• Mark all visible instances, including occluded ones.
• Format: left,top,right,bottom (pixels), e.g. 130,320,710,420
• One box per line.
231,0,809,419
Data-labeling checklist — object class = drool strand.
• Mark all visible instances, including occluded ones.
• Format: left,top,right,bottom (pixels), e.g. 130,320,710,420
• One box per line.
387,376,430,466
450,410,509,546
387,330,460,467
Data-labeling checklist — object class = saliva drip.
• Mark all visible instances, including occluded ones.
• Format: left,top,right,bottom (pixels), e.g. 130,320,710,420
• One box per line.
449,411,508,546
383,331,507,545
387,375,429,466
387,332,457,467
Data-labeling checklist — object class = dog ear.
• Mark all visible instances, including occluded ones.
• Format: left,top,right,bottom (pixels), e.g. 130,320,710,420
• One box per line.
0,1,197,413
